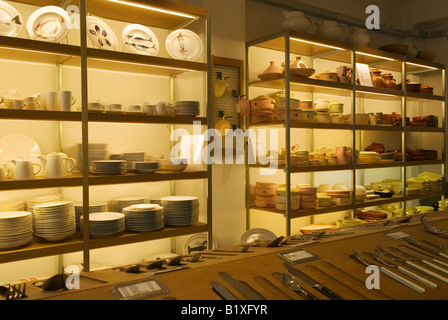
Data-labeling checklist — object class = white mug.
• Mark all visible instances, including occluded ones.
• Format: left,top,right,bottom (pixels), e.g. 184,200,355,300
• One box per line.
142,102,156,115
88,102,101,111
127,105,142,113
12,160,41,180
24,97,39,110
46,91,59,111
108,104,122,112
34,92,46,110
59,91,76,111
12,99,25,109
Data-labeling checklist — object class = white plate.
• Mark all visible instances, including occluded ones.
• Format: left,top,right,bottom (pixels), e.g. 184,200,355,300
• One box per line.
240,228,276,245
0,134,41,161
165,29,203,61
122,23,159,56
0,0,23,37
87,15,117,50
26,6,70,42
183,233,218,254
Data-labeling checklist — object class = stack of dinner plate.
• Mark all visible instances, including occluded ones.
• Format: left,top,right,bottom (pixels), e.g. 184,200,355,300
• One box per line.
77,143,108,172
109,196,149,213
174,101,200,116
89,160,127,175
122,152,146,170
33,201,76,242
0,211,33,250
161,196,199,227
80,212,125,238
27,193,64,213
0,199,25,212
123,204,164,232
74,202,108,229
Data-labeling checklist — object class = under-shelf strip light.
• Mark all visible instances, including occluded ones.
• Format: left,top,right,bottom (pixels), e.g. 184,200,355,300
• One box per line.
290,37,345,51
91,57,200,73
108,0,198,20
356,51,396,61
406,62,439,70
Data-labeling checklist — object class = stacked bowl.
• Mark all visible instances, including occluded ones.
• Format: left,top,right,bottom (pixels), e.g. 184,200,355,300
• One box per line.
298,185,317,209
80,212,125,238
326,187,352,206
275,186,300,211
253,182,277,208
174,101,200,116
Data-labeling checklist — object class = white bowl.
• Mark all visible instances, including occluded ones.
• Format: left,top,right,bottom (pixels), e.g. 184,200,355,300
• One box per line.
157,158,188,172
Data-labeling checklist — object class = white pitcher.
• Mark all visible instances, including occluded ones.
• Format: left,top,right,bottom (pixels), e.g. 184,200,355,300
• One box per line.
40,153,76,178
12,160,41,180
281,11,313,33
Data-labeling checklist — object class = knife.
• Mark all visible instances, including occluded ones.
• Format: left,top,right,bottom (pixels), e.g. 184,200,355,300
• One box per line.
218,272,266,300
405,238,448,259
210,281,238,300
152,266,190,275
283,262,344,300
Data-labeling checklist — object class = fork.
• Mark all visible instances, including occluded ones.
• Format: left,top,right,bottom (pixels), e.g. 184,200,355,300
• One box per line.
369,251,438,289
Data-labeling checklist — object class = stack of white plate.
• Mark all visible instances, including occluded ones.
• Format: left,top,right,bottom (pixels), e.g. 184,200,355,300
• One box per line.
132,161,158,173
0,211,33,250
27,193,64,213
174,101,200,116
161,196,199,227
122,152,145,170
0,200,25,212
74,202,108,229
33,201,76,242
123,204,164,232
357,151,380,164
90,160,127,175
80,212,125,238
77,143,108,172
109,196,148,212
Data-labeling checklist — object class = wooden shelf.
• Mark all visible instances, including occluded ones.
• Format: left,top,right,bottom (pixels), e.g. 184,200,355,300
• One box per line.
0,223,208,264
0,171,208,191
250,203,353,218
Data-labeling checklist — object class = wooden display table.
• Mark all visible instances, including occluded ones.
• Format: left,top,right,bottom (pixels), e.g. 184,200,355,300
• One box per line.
24,213,448,300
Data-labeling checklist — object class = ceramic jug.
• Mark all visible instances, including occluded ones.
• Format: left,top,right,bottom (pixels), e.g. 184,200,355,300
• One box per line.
317,21,347,41
347,27,370,47
235,95,250,115
371,69,385,88
382,73,397,89
40,153,76,178
281,11,313,33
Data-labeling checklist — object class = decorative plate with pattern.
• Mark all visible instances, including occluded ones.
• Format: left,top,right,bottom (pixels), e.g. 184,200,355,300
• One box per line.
122,23,159,56
87,15,117,50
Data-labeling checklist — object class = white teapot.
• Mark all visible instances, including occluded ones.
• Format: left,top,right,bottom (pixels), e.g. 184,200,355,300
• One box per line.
317,21,347,41
39,152,76,178
281,11,313,33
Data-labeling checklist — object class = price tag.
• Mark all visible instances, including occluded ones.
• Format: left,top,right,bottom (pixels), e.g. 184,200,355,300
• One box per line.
278,249,319,265
383,231,411,241
111,278,169,300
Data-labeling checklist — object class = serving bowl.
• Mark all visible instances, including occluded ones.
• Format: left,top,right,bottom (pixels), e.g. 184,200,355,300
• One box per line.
157,158,188,172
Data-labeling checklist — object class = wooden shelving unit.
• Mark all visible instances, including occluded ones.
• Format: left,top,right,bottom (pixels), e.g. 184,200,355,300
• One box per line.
246,29,447,236
0,0,212,270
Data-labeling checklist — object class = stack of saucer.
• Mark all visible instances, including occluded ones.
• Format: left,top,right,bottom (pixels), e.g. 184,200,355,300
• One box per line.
74,202,108,229
161,196,199,227
174,101,200,116
77,143,108,172
0,211,33,250
109,196,148,213
122,152,145,170
0,200,25,212
80,212,125,238
132,161,158,173
123,204,164,232
90,160,127,175
33,201,76,242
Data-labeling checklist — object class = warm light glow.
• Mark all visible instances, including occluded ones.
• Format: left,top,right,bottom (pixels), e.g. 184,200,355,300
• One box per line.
90,57,200,73
290,37,345,51
108,0,198,20
357,51,396,61
406,62,439,70
356,90,397,97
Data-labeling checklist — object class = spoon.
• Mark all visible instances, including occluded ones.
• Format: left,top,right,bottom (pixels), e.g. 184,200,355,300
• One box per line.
281,273,319,300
